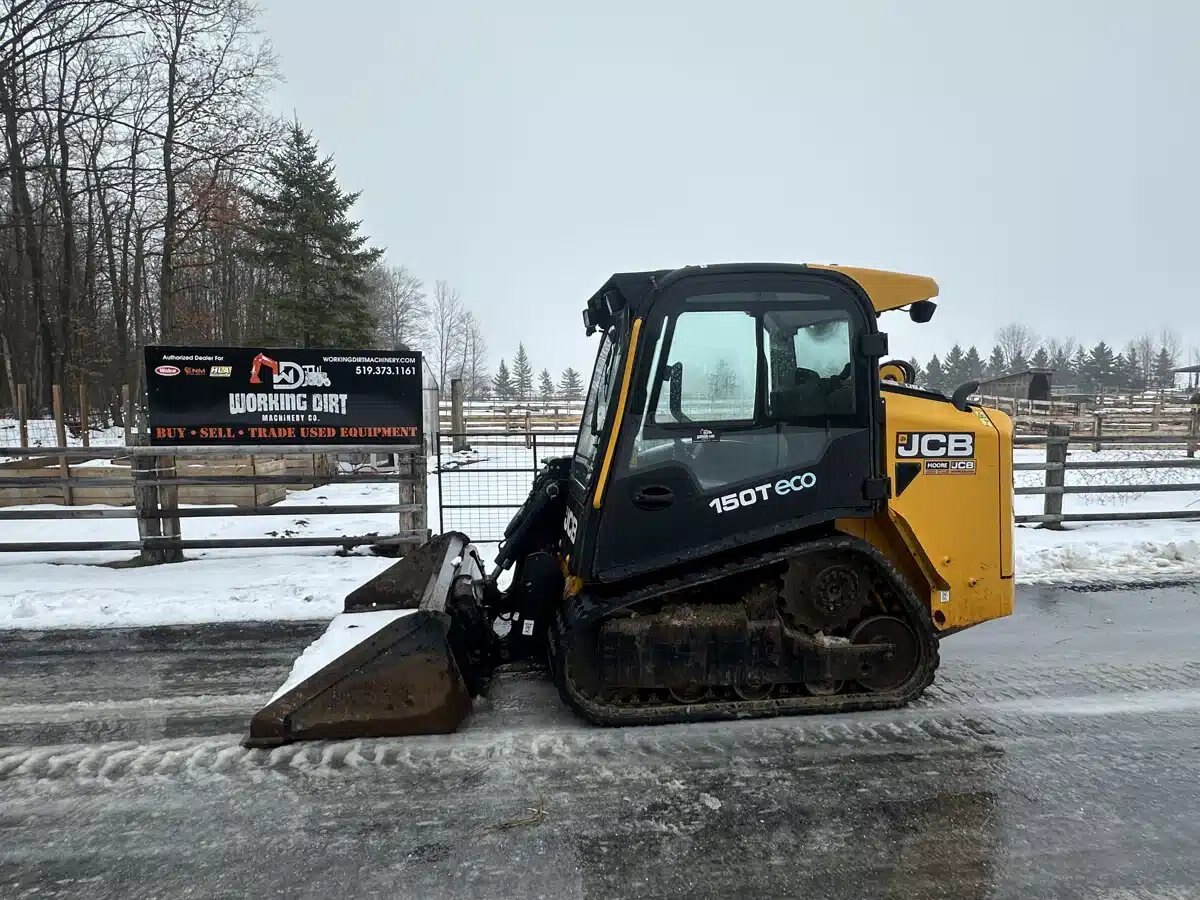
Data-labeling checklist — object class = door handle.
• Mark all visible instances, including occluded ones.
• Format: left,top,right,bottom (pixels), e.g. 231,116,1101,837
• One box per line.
633,485,674,510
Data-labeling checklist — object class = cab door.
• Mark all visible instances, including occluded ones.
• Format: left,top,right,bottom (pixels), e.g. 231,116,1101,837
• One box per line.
589,273,884,583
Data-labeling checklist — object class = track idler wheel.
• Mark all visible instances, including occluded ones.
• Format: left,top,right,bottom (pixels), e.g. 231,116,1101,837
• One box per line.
668,685,710,705
804,678,843,696
733,681,773,701
850,615,920,692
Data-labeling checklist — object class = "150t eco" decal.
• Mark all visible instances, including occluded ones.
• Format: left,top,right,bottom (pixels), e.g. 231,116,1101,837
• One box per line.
709,472,817,514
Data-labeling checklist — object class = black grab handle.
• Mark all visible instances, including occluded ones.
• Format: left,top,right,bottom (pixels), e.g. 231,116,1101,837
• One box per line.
632,485,674,510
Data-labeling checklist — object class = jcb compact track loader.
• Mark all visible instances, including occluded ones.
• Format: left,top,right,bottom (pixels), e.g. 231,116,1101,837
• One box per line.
245,263,1014,747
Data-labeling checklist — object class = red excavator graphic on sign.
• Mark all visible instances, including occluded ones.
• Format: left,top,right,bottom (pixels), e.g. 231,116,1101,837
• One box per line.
248,352,332,389
249,352,279,385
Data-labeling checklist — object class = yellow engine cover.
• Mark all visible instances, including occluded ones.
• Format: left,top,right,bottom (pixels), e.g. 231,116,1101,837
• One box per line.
840,390,1014,633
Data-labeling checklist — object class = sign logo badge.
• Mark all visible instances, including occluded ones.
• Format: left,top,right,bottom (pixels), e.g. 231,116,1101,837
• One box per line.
155,365,180,377
250,352,331,390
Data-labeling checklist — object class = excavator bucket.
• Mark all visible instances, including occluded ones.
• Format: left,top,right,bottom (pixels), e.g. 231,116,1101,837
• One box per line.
244,532,487,748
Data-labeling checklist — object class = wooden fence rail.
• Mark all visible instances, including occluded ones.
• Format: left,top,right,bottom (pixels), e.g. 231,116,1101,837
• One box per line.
0,444,427,561
1014,430,1200,527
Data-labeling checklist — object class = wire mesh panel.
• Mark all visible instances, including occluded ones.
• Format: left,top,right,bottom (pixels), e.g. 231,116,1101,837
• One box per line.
436,432,576,541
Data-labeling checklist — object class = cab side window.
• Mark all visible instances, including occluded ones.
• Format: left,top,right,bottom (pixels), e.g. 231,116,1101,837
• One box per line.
651,309,758,424
765,310,855,420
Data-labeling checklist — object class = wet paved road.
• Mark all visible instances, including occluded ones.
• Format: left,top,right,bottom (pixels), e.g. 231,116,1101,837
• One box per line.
1,583,1199,899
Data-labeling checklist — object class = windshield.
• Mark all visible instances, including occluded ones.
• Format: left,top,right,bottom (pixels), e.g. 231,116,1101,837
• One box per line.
572,321,626,489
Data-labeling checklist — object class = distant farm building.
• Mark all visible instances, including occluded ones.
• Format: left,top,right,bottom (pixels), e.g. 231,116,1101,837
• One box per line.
975,368,1054,402
1176,364,1200,390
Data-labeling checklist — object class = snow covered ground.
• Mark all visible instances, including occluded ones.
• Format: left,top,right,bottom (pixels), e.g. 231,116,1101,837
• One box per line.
1011,445,1200,584
0,447,1196,630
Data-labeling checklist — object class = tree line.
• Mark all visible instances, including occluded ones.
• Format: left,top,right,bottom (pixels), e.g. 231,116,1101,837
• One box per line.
912,324,1196,396
0,0,494,421
487,343,583,402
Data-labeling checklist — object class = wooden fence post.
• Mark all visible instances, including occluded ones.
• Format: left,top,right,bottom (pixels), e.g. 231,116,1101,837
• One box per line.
156,453,183,563
1189,404,1199,459
78,382,90,448
1091,411,1103,453
524,409,532,450
1042,423,1070,530
129,382,166,564
450,378,466,452
17,383,28,448
52,385,73,506
409,449,428,538
132,449,165,563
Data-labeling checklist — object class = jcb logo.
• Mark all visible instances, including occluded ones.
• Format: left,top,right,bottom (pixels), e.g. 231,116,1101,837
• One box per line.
897,432,974,458
563,508,579,543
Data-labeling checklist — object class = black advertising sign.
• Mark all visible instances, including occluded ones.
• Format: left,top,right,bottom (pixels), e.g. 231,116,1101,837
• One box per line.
144,346,423,446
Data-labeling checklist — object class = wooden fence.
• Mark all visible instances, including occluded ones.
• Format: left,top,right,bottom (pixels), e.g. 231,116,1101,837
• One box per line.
4,382,105,448
439,385,584,439
975,392,1199,439
0,444,427,562
1014,427,1200,528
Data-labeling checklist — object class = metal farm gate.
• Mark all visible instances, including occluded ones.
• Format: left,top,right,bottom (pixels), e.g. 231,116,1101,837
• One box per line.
435,431,575,542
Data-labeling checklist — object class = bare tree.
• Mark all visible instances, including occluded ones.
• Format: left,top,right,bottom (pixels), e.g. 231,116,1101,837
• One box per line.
1044,336,1079,367
1132,333,1156,387
1,0,135,402
427,279,466,390
141,0,278,339
366,263,427,350
460,311,488,397
995,323,1039,369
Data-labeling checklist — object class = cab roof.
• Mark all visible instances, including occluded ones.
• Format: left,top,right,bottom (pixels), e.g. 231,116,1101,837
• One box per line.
585,263,939,332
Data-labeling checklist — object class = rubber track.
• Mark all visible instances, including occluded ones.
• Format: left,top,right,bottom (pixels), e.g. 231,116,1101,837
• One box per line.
552,534,941,727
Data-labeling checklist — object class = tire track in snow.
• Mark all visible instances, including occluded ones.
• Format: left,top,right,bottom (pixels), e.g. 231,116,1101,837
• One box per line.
7,678,1200,784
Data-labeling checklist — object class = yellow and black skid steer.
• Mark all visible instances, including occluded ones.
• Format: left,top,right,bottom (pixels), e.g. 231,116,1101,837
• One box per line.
244,263,1014,747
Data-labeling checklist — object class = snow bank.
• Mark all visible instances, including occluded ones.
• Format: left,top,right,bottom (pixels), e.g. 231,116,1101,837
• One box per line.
0,553,395,629
269,609,416,702
1016,521,1200,585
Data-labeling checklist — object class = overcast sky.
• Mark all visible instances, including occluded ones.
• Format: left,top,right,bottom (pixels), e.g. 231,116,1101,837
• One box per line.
257,0,1199,376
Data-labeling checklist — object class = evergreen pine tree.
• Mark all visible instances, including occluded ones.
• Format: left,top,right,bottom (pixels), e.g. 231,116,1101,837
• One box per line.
1086,341,1116,391
943,344,968,388
924,354,947,393
246,122,382,346
513,344,533,400
1048,345,1074,377
963,346,984,380
986,345,1006,378
1153,346,1177,390
1123,346,1143,392
1113,353,1132,391
1072,347,1091,392
1031,347,1050,370
492,359,514,399
538,368,555,400
559,367,583,400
